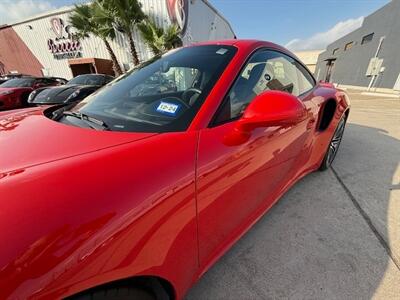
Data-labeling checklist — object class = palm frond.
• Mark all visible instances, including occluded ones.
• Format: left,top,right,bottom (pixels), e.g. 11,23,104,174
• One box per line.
108,0,146,32
138,19,182,55
69,2,123,75
68,4,93,39
91,1,116,40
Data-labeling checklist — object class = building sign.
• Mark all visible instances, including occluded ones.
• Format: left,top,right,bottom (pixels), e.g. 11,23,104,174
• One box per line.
166,0,188,34
47,18,82,60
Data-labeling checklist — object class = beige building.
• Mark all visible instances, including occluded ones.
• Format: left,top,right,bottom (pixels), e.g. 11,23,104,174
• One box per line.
1,0,235,79
294,50,323,74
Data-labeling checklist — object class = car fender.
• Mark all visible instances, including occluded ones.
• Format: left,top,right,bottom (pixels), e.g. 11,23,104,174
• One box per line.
0,132,199,300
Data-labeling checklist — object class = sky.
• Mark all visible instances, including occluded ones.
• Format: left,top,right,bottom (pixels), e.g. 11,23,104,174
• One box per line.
0,0,391,51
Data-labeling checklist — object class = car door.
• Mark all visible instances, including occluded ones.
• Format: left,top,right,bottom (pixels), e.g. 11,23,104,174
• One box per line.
196,49,316,267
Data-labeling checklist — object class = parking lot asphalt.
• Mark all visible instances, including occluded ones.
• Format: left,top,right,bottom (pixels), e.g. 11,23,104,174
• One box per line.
187,90,400,299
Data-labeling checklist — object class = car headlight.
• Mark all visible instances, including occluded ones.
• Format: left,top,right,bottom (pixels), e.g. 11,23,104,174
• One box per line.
0,90,14,96
28,91,37,102
65,90,80,102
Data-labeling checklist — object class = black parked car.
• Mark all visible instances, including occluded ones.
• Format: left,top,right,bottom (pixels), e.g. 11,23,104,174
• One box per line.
28,74,114,105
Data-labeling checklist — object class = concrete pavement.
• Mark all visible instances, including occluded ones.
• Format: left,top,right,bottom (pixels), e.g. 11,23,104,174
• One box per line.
187,91,400,299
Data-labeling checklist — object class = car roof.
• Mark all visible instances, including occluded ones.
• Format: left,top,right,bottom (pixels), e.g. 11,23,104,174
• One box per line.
47,76,66,80
5,76,35,79
191,39,280,48
4,77,60,81
0,75,31,79
196,39,310,72
75,74,107,77
188,39,294,58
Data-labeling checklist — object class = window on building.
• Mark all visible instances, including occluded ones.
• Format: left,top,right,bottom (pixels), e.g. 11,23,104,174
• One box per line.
362,33,374,44
344,42,354,51
332,48,339,55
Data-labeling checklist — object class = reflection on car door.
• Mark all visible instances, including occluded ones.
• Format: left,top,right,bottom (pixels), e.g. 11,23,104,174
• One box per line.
196,49,316,269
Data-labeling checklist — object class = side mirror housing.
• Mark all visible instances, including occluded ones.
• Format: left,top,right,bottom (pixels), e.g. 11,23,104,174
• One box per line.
224,90,306,145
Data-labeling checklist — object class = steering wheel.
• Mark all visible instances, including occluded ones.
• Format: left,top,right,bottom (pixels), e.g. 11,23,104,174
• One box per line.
165,97,190,109
182,88,202,105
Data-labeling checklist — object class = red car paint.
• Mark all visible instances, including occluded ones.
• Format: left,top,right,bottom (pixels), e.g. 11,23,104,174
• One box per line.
0,78,59,110
0,86,33,110
0,40,350,299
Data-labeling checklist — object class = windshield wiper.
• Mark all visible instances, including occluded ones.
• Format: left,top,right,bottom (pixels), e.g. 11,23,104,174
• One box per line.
62,111,110,131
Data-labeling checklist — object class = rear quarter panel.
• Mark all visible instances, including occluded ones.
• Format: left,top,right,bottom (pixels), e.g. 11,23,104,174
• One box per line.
305,85,350,170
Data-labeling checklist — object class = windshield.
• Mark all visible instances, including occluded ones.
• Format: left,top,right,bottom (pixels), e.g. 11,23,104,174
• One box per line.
63,45,237,132
0,78,35,88
68,75,105,86
31,88,60,103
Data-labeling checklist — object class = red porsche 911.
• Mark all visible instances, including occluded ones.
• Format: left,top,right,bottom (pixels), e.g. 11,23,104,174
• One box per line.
0,40,349,300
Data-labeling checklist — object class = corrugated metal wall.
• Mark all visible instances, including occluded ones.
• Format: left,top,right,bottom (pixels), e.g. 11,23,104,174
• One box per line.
11,0,234,79
13,9,135,79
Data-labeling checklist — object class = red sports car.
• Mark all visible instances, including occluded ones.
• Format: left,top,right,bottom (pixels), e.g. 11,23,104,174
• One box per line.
0,77,60,110
0,40,349,300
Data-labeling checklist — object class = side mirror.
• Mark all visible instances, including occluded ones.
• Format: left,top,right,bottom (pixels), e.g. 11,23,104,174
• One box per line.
224,90,306,145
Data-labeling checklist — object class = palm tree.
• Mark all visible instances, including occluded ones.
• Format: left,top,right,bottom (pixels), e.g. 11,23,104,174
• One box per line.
138,19,182,56
69,4,123,76
104,0,146,66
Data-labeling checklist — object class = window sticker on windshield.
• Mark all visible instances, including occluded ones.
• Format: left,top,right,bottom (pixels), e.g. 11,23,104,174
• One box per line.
216,48,228,55
156,102,180,115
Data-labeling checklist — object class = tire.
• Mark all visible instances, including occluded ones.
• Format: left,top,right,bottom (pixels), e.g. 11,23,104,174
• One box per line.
70,285,156,300
319,116,346,171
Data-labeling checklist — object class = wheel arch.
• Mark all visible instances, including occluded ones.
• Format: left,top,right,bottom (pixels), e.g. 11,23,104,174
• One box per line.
344,108,350,119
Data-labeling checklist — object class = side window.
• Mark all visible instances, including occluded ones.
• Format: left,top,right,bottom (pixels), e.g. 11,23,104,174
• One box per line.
213,50,314,124
105,76,114,84
44,78,56,85
295,62,315,95
34,79,45,86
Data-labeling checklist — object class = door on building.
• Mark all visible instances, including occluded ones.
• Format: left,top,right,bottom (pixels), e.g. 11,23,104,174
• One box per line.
325,59,336,82
70,63,95,76
394,72,400,91
68,58,114,77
